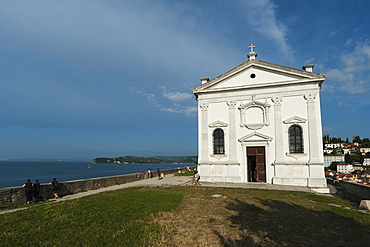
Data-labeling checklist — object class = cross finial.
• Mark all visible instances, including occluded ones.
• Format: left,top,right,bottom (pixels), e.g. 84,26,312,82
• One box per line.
248,43,256,53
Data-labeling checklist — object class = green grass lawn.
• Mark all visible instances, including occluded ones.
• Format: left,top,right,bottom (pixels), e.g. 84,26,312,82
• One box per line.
174,170,195,176
0,188,183,246
1,186,369,246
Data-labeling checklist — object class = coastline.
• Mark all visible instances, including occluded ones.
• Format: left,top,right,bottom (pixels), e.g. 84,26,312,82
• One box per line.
0,167,190,207
0,161,196,189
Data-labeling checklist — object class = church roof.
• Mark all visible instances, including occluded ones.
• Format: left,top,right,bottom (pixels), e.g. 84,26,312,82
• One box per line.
192,59,328,93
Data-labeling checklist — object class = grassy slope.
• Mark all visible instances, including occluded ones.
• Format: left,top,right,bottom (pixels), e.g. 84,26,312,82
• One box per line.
1,186,370,246
0,188,182,246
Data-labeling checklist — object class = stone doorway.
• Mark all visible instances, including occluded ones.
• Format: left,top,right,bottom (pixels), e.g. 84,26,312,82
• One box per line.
247,146,266,182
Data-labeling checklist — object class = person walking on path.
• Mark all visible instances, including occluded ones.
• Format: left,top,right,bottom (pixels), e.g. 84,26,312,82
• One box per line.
147,168,151,179
22,179,33,204
193,171,201,186
157,168,161,180
49,178,60,199
33,179,41,202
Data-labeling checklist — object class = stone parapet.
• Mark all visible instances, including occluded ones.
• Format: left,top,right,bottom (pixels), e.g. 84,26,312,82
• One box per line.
0,169,178,207
330,179,370,203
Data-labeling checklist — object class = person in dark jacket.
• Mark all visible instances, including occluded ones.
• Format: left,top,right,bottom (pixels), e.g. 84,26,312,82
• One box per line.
22,179,33,204
33,179,41,202
49,178,59,199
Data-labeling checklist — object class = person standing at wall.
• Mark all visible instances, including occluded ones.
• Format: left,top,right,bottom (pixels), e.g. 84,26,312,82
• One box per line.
22,179,33,204
33,179,41,202
49,178,59,199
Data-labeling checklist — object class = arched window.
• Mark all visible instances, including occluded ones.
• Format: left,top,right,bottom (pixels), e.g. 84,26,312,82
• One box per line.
213,128,225,154
289,125,303,153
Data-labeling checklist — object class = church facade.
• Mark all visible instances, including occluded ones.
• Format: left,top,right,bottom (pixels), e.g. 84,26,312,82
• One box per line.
192,47,329,192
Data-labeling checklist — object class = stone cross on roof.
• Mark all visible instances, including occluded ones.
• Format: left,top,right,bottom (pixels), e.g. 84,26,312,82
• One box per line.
247,43,257,60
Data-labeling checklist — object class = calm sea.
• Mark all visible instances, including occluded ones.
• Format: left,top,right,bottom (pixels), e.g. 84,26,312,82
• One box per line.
0,161,195,189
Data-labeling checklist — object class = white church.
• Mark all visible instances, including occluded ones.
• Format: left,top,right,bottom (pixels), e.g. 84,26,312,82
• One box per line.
192,45,329,193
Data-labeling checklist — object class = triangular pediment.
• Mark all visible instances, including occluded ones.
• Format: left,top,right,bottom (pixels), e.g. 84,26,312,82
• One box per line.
192,60,327,93
238,132,273,143
209,120,228,128
283,116,307,124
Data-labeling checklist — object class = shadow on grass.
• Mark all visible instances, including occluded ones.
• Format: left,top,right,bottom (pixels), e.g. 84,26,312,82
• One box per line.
215,198,370,247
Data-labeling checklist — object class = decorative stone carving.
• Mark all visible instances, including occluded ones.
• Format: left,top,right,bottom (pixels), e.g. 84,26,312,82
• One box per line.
304,93,316,102
271,96,283,105
238,98,270,130
200,102,209,110
227,101,237,108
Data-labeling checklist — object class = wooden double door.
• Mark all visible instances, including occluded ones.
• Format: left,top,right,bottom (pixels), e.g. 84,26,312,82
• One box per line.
247,146,266,182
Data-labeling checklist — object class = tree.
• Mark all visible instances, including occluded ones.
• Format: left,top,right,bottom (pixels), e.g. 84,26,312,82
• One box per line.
353,135,362,144
345,153,364,164
331,137,342,143
345,153,353,164
329,162,338,171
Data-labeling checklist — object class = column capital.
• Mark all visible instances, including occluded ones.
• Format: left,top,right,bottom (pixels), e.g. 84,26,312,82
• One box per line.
227,101,237,108
271,96,283,105
304,93,316,102
199,102,209,110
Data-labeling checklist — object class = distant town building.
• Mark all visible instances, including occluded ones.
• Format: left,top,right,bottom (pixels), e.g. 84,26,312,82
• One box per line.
324,143,344,149
359,147,370,155
337,163,353,174
363,157,370,166
324,154,345,167
341,148,351,154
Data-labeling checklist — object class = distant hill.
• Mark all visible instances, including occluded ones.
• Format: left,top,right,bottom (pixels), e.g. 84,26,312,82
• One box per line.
92,156,198,164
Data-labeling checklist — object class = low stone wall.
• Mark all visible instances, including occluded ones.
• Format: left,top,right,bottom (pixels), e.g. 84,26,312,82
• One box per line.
328,179,370,203
0,168,178,207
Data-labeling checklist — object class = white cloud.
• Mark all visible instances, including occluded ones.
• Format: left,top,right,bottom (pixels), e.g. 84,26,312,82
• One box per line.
243,0,292,59
160,107,181,114
134,86,197,117
184,106,198,117
160,106,197,117
131,87,157,104
163,92,192,102
325,42,370,94
160,86,192,102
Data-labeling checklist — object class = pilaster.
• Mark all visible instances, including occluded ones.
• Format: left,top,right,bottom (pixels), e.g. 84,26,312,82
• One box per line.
304,94,321,164
227,101,238,163
200,102,209,163
272,96,285,164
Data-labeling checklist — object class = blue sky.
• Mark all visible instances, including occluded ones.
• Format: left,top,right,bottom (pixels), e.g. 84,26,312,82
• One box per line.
0,0,369,159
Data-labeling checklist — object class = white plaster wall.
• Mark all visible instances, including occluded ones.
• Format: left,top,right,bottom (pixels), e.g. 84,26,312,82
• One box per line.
196,70,326,188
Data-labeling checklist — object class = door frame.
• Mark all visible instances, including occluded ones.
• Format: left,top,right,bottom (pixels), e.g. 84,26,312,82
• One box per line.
240,142,269,183
247,146,266,182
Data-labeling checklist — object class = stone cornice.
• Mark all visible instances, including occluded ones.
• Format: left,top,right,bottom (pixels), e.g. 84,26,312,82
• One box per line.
193,78,324,94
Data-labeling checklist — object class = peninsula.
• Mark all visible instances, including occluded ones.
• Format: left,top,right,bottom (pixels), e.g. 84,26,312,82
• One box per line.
92,155,197,164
